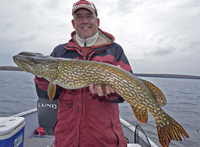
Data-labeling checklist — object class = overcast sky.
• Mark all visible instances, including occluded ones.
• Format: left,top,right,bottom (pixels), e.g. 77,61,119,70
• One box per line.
1,0,200,76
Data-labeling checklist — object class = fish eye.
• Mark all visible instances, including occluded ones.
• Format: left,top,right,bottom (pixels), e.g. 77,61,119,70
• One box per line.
34,60,39,64
29,59,38,64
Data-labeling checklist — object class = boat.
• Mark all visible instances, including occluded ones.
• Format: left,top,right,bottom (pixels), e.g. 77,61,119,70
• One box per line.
0,98,158,147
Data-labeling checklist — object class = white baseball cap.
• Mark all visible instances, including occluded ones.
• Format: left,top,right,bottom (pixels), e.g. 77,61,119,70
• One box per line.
72,0,98,16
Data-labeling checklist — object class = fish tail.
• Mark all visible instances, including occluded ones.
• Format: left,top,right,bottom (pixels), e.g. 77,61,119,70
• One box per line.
156,115,189,147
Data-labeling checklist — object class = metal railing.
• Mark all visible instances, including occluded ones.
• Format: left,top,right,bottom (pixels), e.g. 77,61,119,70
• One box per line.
134,125,151,147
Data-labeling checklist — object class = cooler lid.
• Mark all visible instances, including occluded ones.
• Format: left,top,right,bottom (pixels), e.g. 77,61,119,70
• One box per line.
0,117,25,136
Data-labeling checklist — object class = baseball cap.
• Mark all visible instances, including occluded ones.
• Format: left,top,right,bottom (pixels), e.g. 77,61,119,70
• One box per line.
72,0,98,16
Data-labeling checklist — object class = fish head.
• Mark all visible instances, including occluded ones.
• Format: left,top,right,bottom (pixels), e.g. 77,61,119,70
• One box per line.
13,52,58,79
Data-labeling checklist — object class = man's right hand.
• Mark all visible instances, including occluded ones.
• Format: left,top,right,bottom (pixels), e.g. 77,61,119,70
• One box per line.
89,84,115,97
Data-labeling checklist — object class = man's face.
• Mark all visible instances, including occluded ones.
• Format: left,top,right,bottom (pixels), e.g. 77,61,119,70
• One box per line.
72,9,100,39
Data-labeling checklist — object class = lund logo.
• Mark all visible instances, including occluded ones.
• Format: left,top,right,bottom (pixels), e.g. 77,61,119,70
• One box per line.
38,103,57,109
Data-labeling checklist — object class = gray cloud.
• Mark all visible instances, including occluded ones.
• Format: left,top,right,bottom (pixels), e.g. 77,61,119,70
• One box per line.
117,0,136,14
17,34,40,43
43,0,61,9
0,22,15,32
0,0,200,76
144,47,175,56
0,34,39,47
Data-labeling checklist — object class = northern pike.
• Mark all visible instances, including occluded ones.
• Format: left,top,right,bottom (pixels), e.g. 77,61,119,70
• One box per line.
13,52,189,147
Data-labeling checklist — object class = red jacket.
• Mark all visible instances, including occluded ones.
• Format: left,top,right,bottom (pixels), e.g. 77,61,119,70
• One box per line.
34,29,132,147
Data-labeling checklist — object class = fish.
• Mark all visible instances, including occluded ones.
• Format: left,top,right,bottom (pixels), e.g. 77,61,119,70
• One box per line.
13,52,189,147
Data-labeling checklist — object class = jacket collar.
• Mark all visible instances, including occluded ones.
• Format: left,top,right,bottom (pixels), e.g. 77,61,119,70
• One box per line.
70,28,115,49
75,32,99,47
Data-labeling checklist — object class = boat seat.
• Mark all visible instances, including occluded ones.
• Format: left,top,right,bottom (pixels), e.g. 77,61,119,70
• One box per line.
37,97,58,135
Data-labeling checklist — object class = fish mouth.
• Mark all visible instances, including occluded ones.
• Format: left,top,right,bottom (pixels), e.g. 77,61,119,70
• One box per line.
13,55,33,72
13,52,44,72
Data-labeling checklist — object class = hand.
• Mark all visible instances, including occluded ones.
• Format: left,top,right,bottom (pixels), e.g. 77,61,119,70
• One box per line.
89,84,115,97
89,65,121,97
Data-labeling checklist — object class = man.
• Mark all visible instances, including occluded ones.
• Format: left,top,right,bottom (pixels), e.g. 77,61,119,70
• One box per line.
34,0,132,146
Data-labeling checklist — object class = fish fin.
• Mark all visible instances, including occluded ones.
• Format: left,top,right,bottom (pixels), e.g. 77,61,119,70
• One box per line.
131,105,148,123
47,82,56,101
156,115,190,147
140,78,167,106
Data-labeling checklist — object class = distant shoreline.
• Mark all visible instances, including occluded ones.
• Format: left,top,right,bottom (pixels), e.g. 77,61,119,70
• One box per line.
134,73,200,80
0,66,200,80
0,66,23,71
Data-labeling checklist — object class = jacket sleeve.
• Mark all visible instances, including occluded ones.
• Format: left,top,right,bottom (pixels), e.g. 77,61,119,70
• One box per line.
113,43,133,74
99,43,133,103
111,44,133,103
108,44,132,103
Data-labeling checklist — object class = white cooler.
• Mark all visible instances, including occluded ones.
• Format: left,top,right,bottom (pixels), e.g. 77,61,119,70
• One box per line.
0,117,25,147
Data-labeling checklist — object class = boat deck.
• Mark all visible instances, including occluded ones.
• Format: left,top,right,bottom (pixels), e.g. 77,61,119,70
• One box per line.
24,137,55,147
24,137,141,147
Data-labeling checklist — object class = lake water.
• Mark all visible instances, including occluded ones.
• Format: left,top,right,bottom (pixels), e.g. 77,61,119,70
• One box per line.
0,70,199,146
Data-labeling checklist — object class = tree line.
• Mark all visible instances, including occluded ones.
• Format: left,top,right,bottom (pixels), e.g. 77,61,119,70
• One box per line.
0,66,23,71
